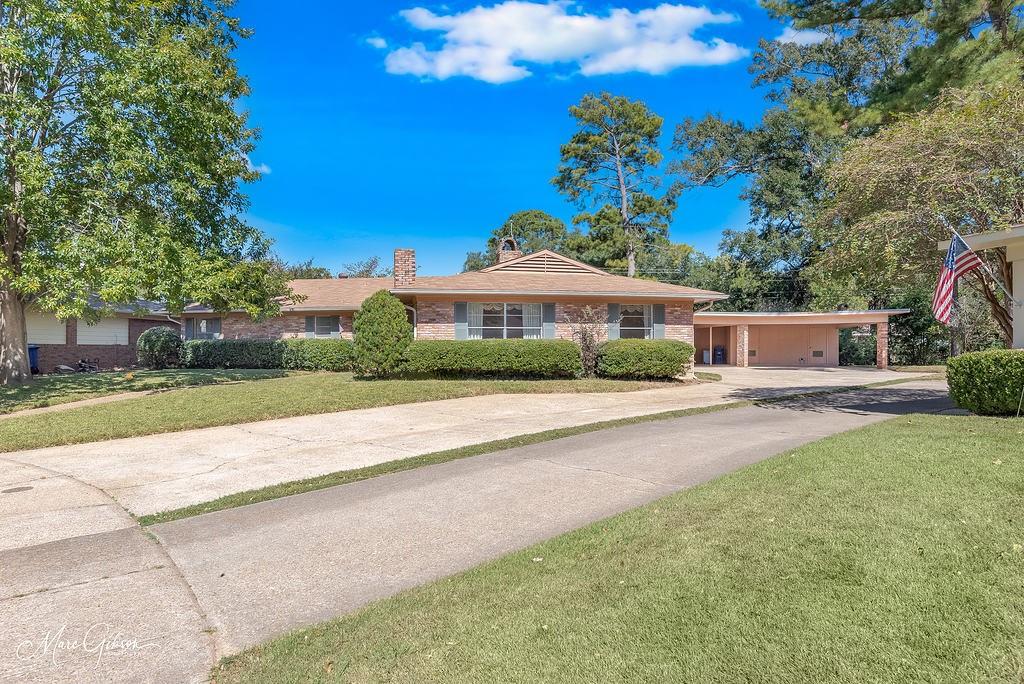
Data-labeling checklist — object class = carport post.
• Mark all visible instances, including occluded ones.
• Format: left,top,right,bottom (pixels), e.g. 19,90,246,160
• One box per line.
735,324,749,367
876,321,889,369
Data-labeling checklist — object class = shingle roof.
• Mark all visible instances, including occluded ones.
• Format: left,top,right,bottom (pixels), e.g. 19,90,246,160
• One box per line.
182,251,727,313
392,271,725,300
183,278,391,313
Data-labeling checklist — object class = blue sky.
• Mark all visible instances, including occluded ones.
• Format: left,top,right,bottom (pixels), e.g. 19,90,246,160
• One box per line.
234,1,810,275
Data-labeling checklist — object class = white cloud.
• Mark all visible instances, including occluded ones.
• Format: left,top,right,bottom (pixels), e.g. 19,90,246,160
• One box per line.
777,25,827,46
366,36,388,49
382,1,748,84
245,155,271,175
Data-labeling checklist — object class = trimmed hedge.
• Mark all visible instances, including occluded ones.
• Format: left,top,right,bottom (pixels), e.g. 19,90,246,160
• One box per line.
180,338,355,372
597,339,695,379
282,339,354,372
403,339,582,378
947,349,1024,416
136,326,182,369
180,339,285,369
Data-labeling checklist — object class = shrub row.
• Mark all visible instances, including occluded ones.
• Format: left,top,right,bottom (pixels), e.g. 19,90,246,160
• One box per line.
597,339,695,379
403,339,582,378
947,349,1024,416
178,338,355,372
163,336,695,380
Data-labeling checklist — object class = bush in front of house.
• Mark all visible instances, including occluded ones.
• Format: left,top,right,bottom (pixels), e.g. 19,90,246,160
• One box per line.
353,290,413,377
282,338,354,372
180,339,285,369
947,349,1024,416
136,326,182,369
403,339,582,378
596,339,695,379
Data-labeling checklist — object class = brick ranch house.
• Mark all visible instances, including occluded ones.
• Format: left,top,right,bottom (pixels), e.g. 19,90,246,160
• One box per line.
25,301,178,373
181,242,907,369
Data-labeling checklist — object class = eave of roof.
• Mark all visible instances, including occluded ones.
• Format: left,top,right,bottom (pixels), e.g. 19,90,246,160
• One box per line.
392,287,728,301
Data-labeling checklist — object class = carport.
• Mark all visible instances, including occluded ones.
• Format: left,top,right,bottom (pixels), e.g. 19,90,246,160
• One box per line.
692,310,910,369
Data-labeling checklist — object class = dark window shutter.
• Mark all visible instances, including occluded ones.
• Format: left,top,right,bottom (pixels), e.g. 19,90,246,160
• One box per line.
454,302,468,340
184,318,194,340
305,316,315,338
607,304,620,340
542,303,556,339
652,304,665,339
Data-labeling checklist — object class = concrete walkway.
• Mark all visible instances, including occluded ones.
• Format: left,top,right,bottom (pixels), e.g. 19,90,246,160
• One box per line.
151,380,952,656
0,460,213,683
4,367,930,516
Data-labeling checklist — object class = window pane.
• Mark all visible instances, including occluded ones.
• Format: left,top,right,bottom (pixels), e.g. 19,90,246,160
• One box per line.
207,318,222,334
315,316,339,336
506,304,524,328
620,328,648,339
523,304,541,328
468,303,483,328
468,327,483,340
482,327,503,339
523,327,542,339
506,327,524,339
619,305,644,329
482,303,503,329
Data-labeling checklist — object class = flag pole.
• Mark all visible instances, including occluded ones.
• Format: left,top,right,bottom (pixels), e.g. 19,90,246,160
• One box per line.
951,228,1021,305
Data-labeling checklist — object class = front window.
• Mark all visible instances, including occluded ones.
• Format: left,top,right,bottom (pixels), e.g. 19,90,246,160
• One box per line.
468,303,542,339
307,315,340,338
186,317,222,340
619,305,652,339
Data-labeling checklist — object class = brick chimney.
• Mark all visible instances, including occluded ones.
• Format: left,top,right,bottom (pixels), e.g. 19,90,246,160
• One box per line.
394,248,416,287
497,236,523,264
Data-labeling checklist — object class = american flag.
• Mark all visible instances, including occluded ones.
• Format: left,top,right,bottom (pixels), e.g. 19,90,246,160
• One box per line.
932,233,984,325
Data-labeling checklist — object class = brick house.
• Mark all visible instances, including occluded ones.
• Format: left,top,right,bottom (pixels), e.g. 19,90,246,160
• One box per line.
26,301,178,373
180,242,906,369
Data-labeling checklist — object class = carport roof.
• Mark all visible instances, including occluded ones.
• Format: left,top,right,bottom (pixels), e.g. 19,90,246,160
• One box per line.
694,309,911,326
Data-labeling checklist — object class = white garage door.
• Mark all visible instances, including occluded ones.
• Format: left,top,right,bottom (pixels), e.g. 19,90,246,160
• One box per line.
77,319,130,346
25,309,67,345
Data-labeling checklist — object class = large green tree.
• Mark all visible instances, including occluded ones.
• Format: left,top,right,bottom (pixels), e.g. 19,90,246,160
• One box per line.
813,85,1024,345
0,0,290,384
671,21,912,311
463,210,571,271
553,93,676,277
671,0,1022,311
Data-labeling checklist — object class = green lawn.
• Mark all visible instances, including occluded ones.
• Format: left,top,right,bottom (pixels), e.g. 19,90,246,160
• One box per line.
0,368,288,414
0,374,655,452
214,414,1024,684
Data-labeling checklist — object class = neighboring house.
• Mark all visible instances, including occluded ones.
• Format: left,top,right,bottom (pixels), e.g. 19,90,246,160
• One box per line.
26,300,178,373
181,240,907,369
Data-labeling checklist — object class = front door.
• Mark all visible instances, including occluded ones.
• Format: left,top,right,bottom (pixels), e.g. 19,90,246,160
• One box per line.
807,326,828,366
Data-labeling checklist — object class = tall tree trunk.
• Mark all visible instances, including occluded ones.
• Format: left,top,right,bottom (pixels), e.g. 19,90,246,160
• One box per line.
610,134,636,277
0,283,30,384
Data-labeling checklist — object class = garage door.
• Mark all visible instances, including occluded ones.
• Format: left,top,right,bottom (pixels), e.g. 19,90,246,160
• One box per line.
749,325,834,366
77,319,130,345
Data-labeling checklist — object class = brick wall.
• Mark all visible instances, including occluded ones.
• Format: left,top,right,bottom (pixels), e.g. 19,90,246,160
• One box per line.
555,303,607,342
876,321,889,369
415,299,696,343
734,324,749,368
415,299,454,339
664,302,694,344
34,318,179,373
184,312,355,340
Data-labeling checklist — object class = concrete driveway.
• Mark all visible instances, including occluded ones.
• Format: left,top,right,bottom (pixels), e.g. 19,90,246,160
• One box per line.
151,380,952,656
4,366,930,517
0,376,950,682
